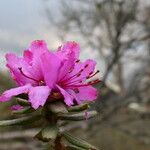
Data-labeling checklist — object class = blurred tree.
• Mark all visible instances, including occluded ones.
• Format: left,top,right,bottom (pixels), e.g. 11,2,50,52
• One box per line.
44,0,150,96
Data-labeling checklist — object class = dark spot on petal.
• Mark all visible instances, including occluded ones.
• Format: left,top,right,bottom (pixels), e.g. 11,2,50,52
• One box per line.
74,88,80,94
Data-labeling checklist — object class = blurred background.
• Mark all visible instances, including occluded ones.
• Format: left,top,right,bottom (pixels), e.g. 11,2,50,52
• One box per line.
0,0,150,149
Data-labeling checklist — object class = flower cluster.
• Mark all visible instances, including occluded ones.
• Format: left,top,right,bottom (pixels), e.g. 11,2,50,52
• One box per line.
0,40,100,109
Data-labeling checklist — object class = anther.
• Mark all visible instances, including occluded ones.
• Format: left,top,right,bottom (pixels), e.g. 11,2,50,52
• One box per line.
86,70,100,79
88,79,101,85
76,59,80,63
79,69,84,72
84,64,89,68
77,73,81,77
89,71,93,75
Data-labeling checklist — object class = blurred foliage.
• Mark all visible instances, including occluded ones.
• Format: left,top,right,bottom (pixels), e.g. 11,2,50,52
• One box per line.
0,71,15,120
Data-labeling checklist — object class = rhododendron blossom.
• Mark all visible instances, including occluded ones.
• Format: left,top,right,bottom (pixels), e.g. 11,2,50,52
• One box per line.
0,40,100,109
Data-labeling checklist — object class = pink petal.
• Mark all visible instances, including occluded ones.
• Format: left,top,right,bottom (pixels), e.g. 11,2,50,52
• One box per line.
23,50,43,80
29,40,48,54
56,42,80,81
57,85,74,106
76,86,97,102
6,53,37,86
0,84,32,102
56,41,80,60
40,52,61,88
29,86,51,109
66,89,80,104
10,105,23,111
23,50,33,63
27,40,50,80
6,41,49,85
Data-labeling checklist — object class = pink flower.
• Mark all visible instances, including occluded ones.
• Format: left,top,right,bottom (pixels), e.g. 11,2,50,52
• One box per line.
0,40,100,109
0,40,51,109
41,41,100,106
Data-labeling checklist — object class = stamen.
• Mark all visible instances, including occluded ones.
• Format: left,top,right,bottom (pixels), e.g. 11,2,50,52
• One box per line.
61,68,84,83
68,68,74,73
64,71,99,86
86,70,100,79
84,64,89,68
63,79,83,87
87,79,101,85
76,59,80,63
65,79,101,88
76,73,81,77
18,67,39,82
62,63,89,82
59,66,75,82
89,71,93,75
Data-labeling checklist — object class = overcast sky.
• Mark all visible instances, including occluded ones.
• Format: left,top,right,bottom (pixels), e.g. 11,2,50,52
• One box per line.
0,0,102,72
0,0,63,69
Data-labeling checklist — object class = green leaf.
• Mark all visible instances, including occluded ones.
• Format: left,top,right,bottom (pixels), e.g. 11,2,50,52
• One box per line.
63,132,97,150
17,98,30,106
0,114,40,127
48,102,68,114
67,103,89,112
66,145,87,150
35,124,59,142
58,111,97,121
12,107,34,115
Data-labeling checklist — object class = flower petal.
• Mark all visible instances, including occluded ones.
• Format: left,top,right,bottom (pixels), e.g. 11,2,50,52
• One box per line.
29,40,48,54
56,42,80,81
24,41,49,81
6,53,37,86
23,50,33,63
29,40,50,79
29,86,51,109
76,86,97,102
56,41,80,60
40,52,61,88
57,85,74,106
0,84,32,102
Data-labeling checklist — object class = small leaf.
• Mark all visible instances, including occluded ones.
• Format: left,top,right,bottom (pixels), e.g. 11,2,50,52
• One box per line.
0,114,40,127
67,103,89,112
58,111,97,121
17,98,30,106
12,107,34,115
35,124,59,142
63,132,97,150
66,145,86,150
48,102,68,114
